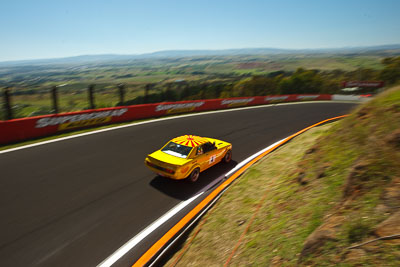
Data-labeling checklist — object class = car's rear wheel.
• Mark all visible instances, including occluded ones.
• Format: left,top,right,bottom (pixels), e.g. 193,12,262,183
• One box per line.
223,150,232,163
188,168,200,183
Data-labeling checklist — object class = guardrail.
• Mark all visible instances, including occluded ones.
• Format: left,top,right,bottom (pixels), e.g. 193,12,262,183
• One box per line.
0,94,335,145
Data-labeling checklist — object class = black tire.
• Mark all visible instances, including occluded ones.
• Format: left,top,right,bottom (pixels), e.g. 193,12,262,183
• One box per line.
188,168,200,183
223,150,232,163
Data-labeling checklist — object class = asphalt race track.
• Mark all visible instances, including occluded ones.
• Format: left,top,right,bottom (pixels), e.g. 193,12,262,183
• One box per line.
0,102,358,267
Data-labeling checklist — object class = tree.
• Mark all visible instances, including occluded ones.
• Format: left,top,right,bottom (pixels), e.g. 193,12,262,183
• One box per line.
230,76,280,97
380,57,400,85
279,68,323,94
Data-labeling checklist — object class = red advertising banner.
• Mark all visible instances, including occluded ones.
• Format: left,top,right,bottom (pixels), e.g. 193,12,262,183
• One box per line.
341,81,384,88
0,94,332,145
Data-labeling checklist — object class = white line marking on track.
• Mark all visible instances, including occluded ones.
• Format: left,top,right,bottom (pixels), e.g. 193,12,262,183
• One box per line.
97,174,225,267
148,190,225,267
97,192,204,267
143,121,341,265
97,138,288,267
224,139,285,178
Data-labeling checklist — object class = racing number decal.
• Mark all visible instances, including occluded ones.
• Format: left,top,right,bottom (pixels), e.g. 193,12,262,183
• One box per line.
209,155,216,164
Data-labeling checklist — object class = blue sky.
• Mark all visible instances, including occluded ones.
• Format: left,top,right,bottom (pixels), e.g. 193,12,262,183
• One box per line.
0,0,399,61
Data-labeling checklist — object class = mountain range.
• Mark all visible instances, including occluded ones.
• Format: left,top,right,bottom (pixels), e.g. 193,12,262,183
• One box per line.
1,44,400,66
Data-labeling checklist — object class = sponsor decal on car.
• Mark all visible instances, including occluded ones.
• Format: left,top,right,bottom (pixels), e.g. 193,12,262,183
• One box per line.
35,108,128,130
209,155,216,164
221,98,254,107
155,102,205,114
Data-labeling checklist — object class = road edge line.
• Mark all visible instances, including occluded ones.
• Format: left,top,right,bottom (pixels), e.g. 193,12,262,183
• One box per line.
131,114,348,267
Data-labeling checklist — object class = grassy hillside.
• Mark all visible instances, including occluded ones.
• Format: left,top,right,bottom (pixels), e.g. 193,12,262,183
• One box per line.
165,86,400,266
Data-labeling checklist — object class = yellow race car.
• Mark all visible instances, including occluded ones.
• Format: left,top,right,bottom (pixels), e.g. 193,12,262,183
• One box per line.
145,135,232,182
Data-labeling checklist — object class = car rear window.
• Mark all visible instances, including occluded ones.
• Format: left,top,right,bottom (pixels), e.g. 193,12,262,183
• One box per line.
161,142,192,158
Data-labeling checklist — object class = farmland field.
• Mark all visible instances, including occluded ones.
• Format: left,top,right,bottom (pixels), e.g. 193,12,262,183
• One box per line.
0,51,396,119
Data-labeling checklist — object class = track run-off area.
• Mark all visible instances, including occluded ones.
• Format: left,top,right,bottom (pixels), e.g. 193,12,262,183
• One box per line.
0,101,358,267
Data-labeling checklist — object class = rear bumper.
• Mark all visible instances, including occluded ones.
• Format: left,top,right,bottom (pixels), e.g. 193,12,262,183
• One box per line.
145,160,186,180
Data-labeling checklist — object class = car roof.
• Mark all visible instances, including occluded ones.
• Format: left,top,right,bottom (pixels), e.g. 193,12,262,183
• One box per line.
171,135,209,147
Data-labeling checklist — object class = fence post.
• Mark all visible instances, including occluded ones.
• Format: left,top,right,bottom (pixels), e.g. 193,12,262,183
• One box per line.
144,83,153,103
88,84,95,109
117,83,125,105
3,87,13,120
51,86,59,114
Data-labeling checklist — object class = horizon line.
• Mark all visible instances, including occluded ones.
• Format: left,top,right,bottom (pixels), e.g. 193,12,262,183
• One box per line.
1,43,399,64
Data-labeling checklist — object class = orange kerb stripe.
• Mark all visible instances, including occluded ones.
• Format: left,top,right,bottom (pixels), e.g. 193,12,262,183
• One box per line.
132,115,348,267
